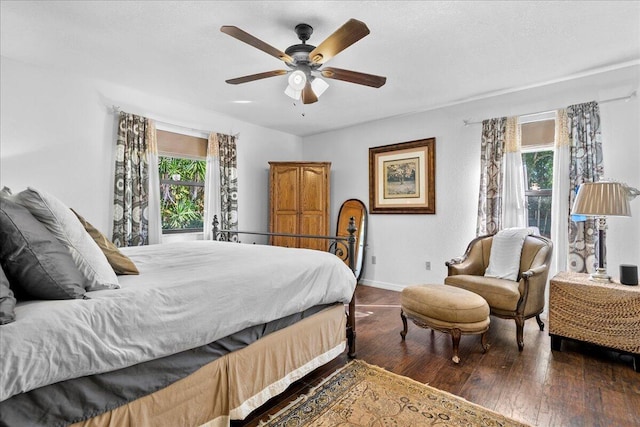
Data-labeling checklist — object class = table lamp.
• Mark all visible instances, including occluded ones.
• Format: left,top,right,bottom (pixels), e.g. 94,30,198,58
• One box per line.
572,181,638,282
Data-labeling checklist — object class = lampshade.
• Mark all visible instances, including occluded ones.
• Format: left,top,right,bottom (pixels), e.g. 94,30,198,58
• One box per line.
288,70,307,91
284,85,302,100
311,77,329,97
572,182,631,217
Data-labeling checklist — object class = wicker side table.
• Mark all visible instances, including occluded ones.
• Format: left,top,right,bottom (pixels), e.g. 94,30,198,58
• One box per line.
549,271,640,371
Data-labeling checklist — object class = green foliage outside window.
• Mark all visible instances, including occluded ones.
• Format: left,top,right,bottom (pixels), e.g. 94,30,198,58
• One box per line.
159,157,206,231
523,150,554,238
523,151,553,190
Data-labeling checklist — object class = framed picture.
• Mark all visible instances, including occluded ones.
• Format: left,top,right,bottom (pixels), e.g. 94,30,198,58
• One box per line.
369,138,435,214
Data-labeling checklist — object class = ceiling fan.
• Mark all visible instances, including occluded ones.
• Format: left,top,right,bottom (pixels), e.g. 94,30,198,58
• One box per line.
220,19,387,104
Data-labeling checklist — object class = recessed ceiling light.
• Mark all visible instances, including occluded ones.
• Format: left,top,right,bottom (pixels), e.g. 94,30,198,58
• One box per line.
233,100,252,104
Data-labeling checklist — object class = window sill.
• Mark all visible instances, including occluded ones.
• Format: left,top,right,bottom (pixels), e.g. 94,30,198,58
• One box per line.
161,232,204,244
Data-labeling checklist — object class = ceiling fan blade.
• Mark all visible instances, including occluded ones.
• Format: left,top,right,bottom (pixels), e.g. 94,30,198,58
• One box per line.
302,82,318,104
308,19,370,65
320,67,386,88
221,26,293,64
225,70,287,85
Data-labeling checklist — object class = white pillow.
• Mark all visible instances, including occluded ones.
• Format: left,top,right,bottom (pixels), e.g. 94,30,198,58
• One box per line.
15,188,119,291
484,228,533,281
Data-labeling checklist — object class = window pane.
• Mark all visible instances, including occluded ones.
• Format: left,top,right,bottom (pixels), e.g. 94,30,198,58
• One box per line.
522,149,553,238
159,157,207,182
523,151,553,190
159,157,206,232
525,192,552,238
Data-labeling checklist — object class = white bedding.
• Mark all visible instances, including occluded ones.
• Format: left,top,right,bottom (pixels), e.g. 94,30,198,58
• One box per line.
0,241,356,402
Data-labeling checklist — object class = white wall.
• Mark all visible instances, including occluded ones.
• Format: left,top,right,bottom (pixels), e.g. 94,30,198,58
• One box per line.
2,57,638,288
0,57,302,236
302,65,640,290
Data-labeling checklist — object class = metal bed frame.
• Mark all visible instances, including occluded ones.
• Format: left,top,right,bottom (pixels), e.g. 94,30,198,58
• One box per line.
212,215,358,357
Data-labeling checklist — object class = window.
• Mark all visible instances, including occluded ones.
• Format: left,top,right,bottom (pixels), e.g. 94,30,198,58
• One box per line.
159,157,206,233
156,130,208,234
521,118,554,238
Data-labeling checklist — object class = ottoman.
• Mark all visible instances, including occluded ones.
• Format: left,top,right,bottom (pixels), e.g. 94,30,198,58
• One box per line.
401,284,490,363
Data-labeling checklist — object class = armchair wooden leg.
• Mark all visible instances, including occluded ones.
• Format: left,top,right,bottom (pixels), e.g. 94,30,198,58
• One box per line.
515,316,525,351
400,309,408,340
535,314,545,331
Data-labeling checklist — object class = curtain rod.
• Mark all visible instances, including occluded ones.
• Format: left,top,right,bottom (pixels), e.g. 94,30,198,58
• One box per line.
111,105,240,139
462,91,637,127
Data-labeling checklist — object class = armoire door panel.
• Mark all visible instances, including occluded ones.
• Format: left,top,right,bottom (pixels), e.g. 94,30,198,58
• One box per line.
271,214,298,247
300,166,327,212
300,214,327,251
272,167,299,212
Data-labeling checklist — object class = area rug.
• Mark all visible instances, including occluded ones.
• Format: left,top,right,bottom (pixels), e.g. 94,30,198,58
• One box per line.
261,359,529,426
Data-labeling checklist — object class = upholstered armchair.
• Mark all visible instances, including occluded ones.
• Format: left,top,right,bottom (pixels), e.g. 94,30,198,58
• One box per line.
444,233,553,351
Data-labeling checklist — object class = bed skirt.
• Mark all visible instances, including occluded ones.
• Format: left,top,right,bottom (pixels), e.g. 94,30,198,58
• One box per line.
70,304,347,427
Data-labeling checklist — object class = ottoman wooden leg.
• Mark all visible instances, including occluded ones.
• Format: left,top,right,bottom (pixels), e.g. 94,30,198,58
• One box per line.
400,309,408,340
451,328,461,364
480,331,490,353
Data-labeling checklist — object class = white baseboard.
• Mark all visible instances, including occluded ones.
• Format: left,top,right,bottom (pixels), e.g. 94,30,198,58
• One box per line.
358,279,405,292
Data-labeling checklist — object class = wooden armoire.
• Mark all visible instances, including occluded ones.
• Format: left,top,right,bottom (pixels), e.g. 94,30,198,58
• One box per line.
269,162,330,251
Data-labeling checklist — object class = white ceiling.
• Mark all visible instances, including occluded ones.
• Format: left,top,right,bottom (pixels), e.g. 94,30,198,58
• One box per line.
2,1,639,137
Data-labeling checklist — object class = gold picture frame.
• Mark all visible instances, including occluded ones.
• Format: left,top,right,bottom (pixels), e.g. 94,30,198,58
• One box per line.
369,138,436,214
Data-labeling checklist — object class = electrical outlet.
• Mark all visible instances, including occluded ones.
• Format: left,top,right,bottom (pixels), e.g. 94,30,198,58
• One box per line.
372,255,377,265
425,261,431,270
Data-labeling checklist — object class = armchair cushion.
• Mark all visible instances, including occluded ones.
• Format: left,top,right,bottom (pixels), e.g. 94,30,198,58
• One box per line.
444,274,521,312
484,228,532,281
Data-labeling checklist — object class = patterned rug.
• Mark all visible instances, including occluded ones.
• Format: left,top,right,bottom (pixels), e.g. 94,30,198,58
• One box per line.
261,359,529,426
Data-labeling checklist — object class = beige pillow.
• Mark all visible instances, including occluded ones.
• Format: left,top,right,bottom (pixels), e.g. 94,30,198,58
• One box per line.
14,188,119,291
71,209,139,275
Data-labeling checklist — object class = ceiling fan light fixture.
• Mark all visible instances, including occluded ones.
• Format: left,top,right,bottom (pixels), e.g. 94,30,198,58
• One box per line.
311,77,329,98
284,85,302,100
288,70,307,91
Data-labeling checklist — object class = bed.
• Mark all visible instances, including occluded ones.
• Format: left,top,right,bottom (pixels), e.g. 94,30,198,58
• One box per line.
0,189,358,427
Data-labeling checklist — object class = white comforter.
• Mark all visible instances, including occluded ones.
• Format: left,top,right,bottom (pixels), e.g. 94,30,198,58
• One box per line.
0,241,356,402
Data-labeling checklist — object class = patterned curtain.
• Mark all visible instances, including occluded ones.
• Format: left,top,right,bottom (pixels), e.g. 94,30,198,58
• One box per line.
477,117,507,235
112,112,149,247
217,133,239,241
567,101,603,273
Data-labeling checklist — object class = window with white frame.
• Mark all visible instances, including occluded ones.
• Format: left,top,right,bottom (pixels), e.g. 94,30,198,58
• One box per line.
157,130,207,234
521,117,555,238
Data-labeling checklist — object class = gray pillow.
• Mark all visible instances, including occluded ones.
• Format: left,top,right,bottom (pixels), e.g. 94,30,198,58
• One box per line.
0,265,16,324
0,197,86,300
14,188,119,291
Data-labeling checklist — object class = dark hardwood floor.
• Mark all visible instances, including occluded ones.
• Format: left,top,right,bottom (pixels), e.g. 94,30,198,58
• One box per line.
234,285,639,427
